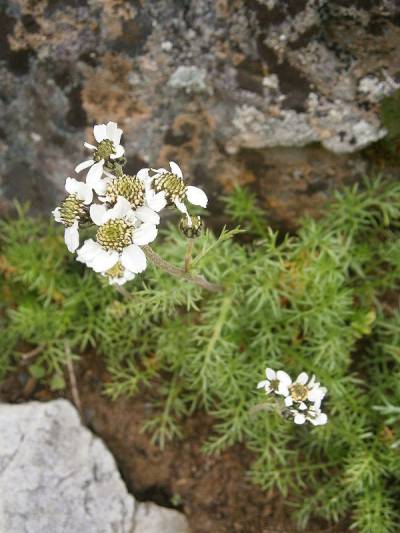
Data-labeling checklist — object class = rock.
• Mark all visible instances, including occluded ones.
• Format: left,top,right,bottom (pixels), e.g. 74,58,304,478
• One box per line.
0,400,191,533
0,0,399,226
133,502,190,533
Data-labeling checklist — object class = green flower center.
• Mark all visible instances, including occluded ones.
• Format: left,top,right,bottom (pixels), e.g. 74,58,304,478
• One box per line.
96,219,132,252
94,139,115,162
105,261,125,279
154,172,187,204
106,175,145,208
289,383,308,402
59,195,86,227
179,215,203,238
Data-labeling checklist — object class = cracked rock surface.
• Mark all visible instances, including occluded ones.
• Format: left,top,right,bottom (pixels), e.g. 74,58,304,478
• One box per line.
0,0,399,226
0,399,190,533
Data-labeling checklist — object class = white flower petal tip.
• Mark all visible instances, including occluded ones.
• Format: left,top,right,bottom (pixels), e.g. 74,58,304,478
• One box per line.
52,207,62,223
265,368,276,380
296,372,309,385
121,244,147,273
75,159,94,173
93,124,107,143
135,206,160,225
169,161,183,178
294,413,306,425
186,186,208,208
276,371,292,386
90,204,107,226
132,223,158,246
64,222,80,253
257,380,267,390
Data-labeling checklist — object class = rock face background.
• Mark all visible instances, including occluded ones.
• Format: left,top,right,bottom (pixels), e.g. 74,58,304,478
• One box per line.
1,0,399,227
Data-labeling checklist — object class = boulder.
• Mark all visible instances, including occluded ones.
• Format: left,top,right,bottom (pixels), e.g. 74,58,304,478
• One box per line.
0,399,190,533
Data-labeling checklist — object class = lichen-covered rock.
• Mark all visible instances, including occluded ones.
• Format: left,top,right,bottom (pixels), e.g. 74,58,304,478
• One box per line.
0,0,399,226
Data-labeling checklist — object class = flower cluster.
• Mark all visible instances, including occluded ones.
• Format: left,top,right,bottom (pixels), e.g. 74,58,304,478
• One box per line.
257,367,328,426
52,122,208,285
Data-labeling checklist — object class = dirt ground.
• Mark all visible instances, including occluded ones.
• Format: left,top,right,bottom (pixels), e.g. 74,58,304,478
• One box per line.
0,352,347,533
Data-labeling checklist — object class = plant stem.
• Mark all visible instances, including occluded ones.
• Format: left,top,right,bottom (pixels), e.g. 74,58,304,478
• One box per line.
184,239,194,272
142,245,223,293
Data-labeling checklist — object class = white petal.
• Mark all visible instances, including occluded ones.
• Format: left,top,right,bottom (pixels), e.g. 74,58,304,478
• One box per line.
146,190,167,212
76,239,99,265
135,206,160,225
169,161,183,178
296,372,308,385
87,160,104,187
284,396,293,407
78,183,93,204
92,249,119,273
105,196,132,221
93,177,109,196
278,383,289,397
186,186,208,208
313,413,328,426
106,121,118,143
93,124,107,142
110,144,125,159
132,223,158,245
174,199,188,214
266,368,276,380
294,413,306,425
64,222,79,253
277,371,292,386
65,177,79,195
75,159,94,173
257,380,267,389
137,168,151,185
52,207,62,223
121,244,147,273
308,388,324,403
90,204,107,225
299,402,307,410
84,142,96,151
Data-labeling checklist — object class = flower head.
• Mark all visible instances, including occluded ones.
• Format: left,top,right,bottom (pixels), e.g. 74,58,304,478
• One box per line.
257,366,328,426
76,196,159,282
75,121,125,194
151,161,208,216
52,177,92,252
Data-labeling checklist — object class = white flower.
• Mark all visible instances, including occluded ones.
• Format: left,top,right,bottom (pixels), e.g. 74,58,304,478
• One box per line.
75,121,125,194
52,177,93,253
151,161,208,216
76,196,159,281
278,371,326,409
99,168,167,213
291,406,328,426
257,367,280,394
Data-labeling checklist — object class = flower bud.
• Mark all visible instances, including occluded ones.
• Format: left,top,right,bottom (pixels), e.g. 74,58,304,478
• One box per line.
179,215,203,238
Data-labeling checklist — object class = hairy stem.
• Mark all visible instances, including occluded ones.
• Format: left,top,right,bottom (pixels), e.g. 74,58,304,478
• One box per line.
184,239,194,272
142,245,223,293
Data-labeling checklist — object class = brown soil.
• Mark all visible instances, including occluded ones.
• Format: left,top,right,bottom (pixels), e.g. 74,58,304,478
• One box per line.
0,352,346,533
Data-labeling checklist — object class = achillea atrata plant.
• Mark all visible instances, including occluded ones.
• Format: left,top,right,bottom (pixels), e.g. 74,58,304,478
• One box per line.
1,124,400,532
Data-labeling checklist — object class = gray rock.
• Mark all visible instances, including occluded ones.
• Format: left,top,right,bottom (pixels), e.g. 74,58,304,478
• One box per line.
0,400,191,533
0,399,135,533
133,503,190,533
